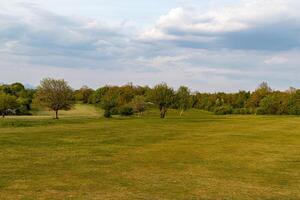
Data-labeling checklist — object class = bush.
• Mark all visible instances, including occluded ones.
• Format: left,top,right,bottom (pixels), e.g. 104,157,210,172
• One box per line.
233,108,251,115
256,107,266,115
214,105,233,115
257,95,280,115
104,109,112,118
119,106,134,116
110,107,120,115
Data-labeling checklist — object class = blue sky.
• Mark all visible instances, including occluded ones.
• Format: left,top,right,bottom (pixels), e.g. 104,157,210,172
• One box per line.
0,0,300,91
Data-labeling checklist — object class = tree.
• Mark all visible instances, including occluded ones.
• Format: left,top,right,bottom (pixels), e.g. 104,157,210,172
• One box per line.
91,86,110,104
247,82,272,108
34,78,74,119
288,90,300,115
256,95,278,115
130,95,146,116
0,93,18,117
176,86,191,116
100,87,119,118
10,82,25,96
74,86,94,103
148,83,174,118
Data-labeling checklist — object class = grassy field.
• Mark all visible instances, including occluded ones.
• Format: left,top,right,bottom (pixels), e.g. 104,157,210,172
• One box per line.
0,105,300,200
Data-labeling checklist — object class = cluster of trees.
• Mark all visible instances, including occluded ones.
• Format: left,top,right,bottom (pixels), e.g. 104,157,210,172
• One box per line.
0,83,34,117
75,81,300,117
74,83,191,118
192,82,300,115
1,79,300,119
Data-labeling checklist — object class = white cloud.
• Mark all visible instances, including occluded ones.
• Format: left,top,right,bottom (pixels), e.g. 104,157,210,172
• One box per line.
140,0,300,51
1,1,300,91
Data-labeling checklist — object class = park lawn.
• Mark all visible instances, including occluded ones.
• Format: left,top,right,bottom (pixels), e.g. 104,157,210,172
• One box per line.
0,105,300,199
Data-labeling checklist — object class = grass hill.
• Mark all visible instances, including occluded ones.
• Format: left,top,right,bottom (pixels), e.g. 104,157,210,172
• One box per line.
0,105,299,199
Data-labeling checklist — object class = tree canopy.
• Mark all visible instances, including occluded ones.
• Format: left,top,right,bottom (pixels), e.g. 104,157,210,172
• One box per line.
34,78,74,119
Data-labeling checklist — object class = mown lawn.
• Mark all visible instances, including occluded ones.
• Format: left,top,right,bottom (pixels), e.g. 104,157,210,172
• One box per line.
0,105,299,199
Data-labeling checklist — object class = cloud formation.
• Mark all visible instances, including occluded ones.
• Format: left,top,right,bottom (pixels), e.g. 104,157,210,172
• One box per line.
140,0,300,51
1,1,300,91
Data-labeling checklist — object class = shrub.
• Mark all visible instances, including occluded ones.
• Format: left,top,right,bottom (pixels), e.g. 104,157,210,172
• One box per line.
233,108,252,115
119,106,134,116
256,107,266,115
214,105,233,115
257,95,280,115
104,109,112,118
110,107,120,115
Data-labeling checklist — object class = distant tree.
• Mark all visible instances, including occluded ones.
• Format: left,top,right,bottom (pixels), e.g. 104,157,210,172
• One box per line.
100,87,119,118
34,78,74,119
0,84,11,94
130,95,146,116
0,93,18,117
148,83,174,118
118,83,136,104
288,90,300,115
214,105,233,115
247,82,272,108
176,86,191,116
257,95,280,115
91,86,110,104
75,86,94,103
232,91,251,108
10,83,25,96
119,106,134,116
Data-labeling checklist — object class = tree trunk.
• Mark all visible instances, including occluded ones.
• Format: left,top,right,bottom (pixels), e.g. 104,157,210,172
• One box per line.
160,107,167,118
55,110,59,119
180,109,184,116
2,113,4,118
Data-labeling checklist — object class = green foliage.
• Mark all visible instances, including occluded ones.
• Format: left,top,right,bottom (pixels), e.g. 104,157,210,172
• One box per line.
148,83,175,118
246,82,272,108
130,95,146,115
74,86,94,103
287,90,300,115
34,78,74,119
257,95,280,115
3,80,300,117
175,86,191,116
0,92,19,117
91,86,110,104
103,109,112,118
119,106,134,116
100,87,119,118
0,83,33,116
214,105,233,115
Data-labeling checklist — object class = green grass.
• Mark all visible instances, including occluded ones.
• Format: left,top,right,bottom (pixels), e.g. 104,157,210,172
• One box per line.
0,105,300,199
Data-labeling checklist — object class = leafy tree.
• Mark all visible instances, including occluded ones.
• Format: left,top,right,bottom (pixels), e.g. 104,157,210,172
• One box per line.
257,95,280,115
148,83,174,118
91,86,110,104
232,91,250,108
34,78,74,119
75,86,94,103
214,105,233,115
0,93,18,117
10,83,25,96
247,82,272,108
288,90,300,115
119,106,134,116
130,95,146,116
176,86,191,116
100,87,119,118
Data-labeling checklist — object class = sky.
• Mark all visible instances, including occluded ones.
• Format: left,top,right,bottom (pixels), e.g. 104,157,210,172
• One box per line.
0,0,300,92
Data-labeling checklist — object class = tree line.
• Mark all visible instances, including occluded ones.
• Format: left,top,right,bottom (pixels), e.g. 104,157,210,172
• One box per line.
1,79,300,118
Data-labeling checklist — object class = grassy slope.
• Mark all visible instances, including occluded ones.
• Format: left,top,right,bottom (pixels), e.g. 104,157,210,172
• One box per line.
0,105,299,199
